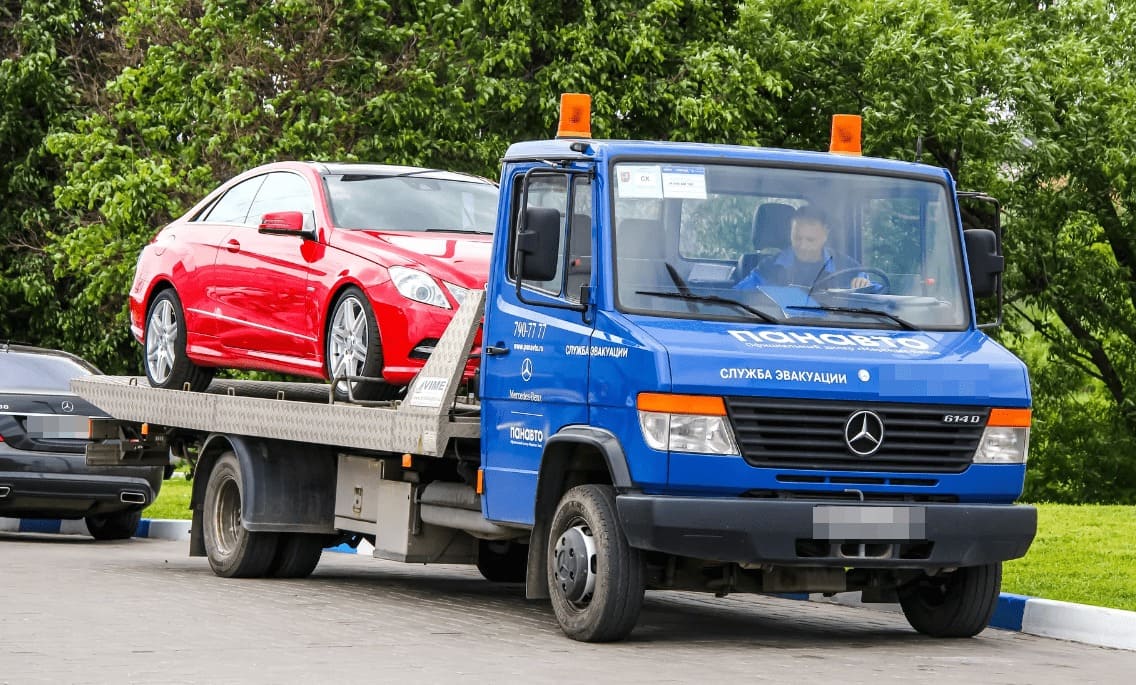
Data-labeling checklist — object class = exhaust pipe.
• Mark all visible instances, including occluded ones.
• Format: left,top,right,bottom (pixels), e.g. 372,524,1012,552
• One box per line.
120,491,147,505
0,486,10,498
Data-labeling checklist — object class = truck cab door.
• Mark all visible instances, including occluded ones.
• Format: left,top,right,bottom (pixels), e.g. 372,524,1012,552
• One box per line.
481,169,595,525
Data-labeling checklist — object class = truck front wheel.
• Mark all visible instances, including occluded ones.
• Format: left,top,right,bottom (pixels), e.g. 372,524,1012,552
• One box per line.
546,484,645,642
203,452,279,578
898,563,1002,637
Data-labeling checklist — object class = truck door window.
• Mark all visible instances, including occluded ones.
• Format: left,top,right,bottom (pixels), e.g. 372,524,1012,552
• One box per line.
509,172,592,300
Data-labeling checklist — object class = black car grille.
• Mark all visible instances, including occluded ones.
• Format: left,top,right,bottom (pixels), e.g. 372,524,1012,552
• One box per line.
725,397,987,474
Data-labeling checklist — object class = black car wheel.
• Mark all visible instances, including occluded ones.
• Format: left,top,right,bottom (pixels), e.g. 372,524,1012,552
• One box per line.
85,509,142,541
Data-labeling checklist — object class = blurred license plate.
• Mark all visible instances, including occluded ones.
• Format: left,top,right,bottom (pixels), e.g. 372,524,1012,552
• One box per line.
812,506,925,540
26,415,89,439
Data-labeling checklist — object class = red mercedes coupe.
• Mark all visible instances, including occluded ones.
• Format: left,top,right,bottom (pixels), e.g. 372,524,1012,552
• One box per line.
129,161,498,400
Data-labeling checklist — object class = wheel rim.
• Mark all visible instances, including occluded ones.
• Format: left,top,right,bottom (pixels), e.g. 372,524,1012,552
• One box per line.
553,521,597,608
328,296,369,384
211,477,242,557
146,298,178,384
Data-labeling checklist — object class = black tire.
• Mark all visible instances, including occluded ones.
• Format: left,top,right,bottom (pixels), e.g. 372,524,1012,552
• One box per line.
85,509,142,541
144,288,214,391
547,484,645,642
325,287,399,401
898,563,1002,638
202,452,279,578
267,533,325,579
477,539,528,583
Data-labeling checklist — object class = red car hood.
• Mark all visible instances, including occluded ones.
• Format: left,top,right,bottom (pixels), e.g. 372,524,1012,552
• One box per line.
333,230,493,287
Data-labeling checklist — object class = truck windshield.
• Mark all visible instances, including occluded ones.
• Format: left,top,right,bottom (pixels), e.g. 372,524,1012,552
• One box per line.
612,162,969,330
325,174,499,234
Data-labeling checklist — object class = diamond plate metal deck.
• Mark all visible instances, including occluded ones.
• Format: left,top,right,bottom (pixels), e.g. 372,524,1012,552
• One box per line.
71,291,486,457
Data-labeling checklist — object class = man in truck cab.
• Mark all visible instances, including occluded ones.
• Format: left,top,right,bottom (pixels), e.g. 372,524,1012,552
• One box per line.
734,206,873,290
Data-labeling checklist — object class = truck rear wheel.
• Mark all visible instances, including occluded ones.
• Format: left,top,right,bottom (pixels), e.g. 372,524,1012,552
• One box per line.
203,452,279,578
547,484,644,642
268,534,325,579
898,563,1002,637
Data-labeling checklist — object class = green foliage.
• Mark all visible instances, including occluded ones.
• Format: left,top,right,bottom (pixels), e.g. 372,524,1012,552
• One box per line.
6,0,1136,500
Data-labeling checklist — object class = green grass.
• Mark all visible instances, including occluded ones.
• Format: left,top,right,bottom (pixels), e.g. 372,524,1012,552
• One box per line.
143,475,192,520
143,479,1136,611
1004,504,1136,611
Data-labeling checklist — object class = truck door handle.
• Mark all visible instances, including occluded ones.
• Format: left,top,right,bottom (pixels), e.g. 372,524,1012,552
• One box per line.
485,344,509,356
225,239,241,252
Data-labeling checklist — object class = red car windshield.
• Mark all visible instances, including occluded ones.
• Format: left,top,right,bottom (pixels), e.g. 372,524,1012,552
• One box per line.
324,173,499,234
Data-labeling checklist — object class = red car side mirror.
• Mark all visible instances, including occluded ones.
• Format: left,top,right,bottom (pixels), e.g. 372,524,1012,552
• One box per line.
258,211,308,237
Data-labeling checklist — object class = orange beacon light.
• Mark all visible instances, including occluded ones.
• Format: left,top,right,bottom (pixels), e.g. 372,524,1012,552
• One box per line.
557,93,592,139
830,114,862,155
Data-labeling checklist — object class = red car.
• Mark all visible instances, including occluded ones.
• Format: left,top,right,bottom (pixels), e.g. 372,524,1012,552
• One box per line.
129,162,498,400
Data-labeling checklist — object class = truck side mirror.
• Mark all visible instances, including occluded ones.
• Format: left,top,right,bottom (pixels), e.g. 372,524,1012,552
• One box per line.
964,228,1003,298
518,207,561,282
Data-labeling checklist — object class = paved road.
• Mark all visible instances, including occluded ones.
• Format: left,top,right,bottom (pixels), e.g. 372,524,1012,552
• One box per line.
2,532,1133,684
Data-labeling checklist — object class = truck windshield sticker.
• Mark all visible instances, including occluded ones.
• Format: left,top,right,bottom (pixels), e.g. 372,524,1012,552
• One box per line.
661,165,707,199
408,376,448,407
617,165,663,198
728,329,932,354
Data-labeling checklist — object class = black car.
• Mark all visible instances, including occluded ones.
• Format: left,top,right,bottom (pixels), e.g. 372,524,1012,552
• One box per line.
0,344,164,540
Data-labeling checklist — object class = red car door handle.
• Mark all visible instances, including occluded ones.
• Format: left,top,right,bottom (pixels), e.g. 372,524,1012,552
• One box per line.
225,239,240,252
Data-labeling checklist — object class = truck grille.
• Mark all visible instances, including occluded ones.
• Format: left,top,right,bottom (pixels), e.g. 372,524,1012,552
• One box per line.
724,398,987,474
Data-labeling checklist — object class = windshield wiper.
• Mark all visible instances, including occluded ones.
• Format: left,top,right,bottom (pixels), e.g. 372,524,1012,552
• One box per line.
421,227,493,234
636,290,779,323
785,305,917,330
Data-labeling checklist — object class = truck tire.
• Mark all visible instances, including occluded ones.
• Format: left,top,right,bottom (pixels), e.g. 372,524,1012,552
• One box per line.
326,287,399,402
477,539,527,583
898,563,1002,637
268,534,325,579
85,509,142,541
546,484,645,642
145,288,214,391
203,451,279,578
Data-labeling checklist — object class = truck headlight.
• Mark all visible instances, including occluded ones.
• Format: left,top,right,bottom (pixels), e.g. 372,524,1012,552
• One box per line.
637,393,739,455
973,408,1031,464
389,266,451,309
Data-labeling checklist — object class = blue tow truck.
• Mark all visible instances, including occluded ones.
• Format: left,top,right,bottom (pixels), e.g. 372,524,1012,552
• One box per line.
76,95,1036,642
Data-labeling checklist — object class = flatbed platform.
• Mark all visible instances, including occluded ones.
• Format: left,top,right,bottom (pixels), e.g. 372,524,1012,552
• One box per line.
71,291,486,457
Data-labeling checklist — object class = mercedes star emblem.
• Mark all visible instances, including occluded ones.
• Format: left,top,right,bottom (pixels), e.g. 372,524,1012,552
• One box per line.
520,358,533,382
61,400,74,413
844,410,884,456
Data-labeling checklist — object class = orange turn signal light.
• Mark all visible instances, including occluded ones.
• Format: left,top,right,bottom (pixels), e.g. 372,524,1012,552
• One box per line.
476,468,485,495
829,114,862,155
557,93,592,139
988,408,1032,427
402,453,413,469
637,393,726,416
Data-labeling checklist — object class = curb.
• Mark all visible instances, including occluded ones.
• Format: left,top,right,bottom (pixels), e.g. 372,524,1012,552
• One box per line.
8,518,1133,651
0,516,192,541
817,590,1136,652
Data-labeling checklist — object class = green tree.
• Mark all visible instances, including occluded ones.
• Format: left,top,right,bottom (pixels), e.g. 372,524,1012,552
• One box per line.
0,0,119,352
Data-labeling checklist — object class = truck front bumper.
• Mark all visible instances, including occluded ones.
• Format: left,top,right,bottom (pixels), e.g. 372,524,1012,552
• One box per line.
617,495,1036,568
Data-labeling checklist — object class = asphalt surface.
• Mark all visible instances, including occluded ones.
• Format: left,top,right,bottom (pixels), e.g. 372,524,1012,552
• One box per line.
2,533,1133,684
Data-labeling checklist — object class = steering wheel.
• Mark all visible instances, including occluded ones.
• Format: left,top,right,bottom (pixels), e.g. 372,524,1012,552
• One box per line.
812,267,891,294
